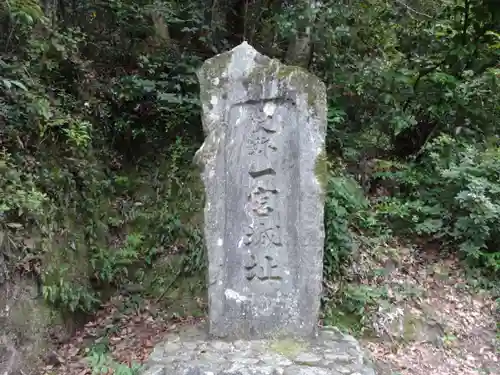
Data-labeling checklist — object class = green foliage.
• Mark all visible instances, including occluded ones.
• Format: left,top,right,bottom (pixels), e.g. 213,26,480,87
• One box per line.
322,163,396,333
90,233,143,285
1,0,208,316
322,283,389,335
87,351,143,375
374,136,500,275
0,153,47,224
42,273,100,313
323,160,393,277
323,169,369,279
36,137,203,313
304,0,500,284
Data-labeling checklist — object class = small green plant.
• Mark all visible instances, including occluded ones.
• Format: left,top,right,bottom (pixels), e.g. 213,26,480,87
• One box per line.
87,351,143,375
0,152,48,223
42,279,100,313
90,233,143,285
323,170,370,280
442,333,458,348
323,283,390,335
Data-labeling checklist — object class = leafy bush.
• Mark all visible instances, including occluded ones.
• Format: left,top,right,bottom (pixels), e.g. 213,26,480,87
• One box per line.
323,168,369,280
373,135,500,275
87,351,143,375
312,0,500,283
322,162,397,332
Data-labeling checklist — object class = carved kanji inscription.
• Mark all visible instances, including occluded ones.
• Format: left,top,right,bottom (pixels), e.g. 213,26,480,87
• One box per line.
244,253,282,282
248,184,278,217
247,132,277,156
248,167,276,179
246,102,282,156
243,219,282,247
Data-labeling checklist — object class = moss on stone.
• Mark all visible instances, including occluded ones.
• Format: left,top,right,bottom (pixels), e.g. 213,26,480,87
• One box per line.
314,149,329,196
401,315,420,341
199,44,326,119
247,59,324,111
295,360,317,367
198,50,233,104
269,338,309,359
296,75,320,108
276,65,301,80
246,58,280,87
275,62,324,109
201,51,233,82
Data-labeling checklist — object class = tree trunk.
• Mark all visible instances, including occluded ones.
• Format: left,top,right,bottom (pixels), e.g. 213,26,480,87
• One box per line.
284,0,319,68
207,0,245,50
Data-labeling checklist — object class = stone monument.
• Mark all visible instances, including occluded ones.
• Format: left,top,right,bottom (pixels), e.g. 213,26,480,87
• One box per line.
195,41,326,340
141,42,377,375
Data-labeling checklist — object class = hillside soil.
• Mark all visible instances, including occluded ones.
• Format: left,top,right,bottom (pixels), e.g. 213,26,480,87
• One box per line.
40,250,498,375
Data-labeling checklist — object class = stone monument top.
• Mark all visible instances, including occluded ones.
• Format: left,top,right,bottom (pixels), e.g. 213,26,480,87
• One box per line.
195,41,327,340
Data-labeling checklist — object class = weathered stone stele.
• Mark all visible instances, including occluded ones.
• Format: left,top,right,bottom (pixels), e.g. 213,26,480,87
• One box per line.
195,41,327,339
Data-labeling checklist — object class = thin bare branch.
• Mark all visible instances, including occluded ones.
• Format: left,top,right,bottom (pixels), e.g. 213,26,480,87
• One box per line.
394,0,433,19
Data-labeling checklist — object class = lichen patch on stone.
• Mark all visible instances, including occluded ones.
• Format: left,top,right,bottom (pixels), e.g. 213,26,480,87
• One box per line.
141,327,376,375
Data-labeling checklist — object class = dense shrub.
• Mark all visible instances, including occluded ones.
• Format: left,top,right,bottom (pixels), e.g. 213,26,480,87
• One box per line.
374,136,500,274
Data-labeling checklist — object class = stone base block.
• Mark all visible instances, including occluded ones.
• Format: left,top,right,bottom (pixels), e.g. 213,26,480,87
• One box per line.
141,325,377,375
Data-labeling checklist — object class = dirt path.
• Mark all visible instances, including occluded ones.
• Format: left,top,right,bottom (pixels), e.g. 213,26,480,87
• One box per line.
362,252,498,375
